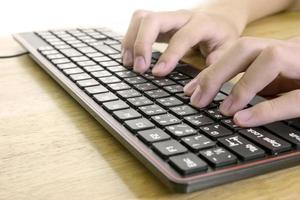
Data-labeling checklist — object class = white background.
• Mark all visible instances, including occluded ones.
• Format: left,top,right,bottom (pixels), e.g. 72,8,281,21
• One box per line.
0,0,205,36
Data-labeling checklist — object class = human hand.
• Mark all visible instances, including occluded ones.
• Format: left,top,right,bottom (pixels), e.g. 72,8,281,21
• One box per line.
184,36,300,127
121,8,243,76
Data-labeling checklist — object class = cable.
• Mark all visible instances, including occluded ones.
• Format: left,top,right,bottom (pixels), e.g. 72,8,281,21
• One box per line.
0,51,29,59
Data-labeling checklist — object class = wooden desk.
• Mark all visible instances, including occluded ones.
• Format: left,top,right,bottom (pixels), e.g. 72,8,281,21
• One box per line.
1,12,300,200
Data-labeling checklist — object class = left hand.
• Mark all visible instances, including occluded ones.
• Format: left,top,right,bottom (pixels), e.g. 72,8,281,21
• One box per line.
184,36,300,127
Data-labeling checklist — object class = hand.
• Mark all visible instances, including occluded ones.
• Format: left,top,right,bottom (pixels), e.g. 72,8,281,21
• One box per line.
184,36,300,127
121,8,242,76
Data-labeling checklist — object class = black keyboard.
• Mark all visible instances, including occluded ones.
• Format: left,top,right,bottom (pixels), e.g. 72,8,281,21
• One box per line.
14,28,300,193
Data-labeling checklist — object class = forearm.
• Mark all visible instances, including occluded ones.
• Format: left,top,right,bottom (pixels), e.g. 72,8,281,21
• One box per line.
194,0,296,34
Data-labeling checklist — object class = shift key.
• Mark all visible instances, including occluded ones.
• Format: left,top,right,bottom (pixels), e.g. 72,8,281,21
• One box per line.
239,128,291,155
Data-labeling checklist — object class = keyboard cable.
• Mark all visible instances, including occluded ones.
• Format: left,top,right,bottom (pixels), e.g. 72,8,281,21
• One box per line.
0,51,29,59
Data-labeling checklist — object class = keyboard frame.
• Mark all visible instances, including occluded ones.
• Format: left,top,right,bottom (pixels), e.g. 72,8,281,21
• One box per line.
14,31,300,193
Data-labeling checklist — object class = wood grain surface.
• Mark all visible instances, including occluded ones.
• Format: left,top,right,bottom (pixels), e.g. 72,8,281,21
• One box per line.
1,12,300,200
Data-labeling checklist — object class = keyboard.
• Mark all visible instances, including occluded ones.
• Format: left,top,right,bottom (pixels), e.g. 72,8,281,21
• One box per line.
14,28,300,193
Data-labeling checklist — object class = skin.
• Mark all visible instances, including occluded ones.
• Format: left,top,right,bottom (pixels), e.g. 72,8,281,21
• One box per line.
122,0,300,127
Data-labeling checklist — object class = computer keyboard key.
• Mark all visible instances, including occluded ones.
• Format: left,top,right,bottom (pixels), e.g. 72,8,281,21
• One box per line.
46,53,65,60
214,92,227,102
168,71,190,81
103,100,129,111
145,89,170,99
71,56,89,62
139,104,166,116
125,77,147,85
94,92,118,103
181,134,216,152
200,147,237,167
170,105,198,117
115,71,137,78
152,78,176,86
93,56,112,62
166,123,197,138
200,124,233,139
94,45,119,55
124,118,155,132
107,82,130,91
63,68,84,75
205,109,228,120
91,71,112,78
41,49,59,55
84,85,108,95
52,58,70,64
113,109,141,121
156,97,183,107
264,122,300,148
152,51,161,60
127,96,153,107
239,128,292,154
84,65,104,72
176,93,190,102
77,60,97,67
163,85,184,94
117,89,141,99
218,135,265,161
70,73,91,81
134,83,158,91
177,79,192,86
152,140,188,159
107,66,127,72
151,114,181,127
57,63,77,70
109,53,122,59
100,61,119,67
221,119,241,130
137,128,171,144
184,114,214,127
60,48,82,57
169,153,208,175
287,118,300,130
98,76,121,84
86,52,105,58
76,79,99,87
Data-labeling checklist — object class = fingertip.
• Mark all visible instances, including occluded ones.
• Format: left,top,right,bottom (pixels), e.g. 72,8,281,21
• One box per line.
152,62,167,76
183,79,197,96
133,56,147,73
190,86,202,107
233,109,253,127
122,49,133,66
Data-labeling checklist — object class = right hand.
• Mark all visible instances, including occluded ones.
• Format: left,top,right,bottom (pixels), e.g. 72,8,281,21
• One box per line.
121,9,243,76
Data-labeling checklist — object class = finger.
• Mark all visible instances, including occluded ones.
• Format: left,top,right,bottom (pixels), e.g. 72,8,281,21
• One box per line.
184,41,233,96
234,89,300,127
122,10,149,66
184,73,201,96
152,17,211,76
220,43,300,116
190,37,273,108
133,10,192,73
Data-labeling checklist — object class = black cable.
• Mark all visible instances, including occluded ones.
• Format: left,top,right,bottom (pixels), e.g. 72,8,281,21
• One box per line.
0,51,29,59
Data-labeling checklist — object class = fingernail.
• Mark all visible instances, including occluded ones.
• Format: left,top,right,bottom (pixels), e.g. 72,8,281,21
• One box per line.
134,56,146,73
220,96,233,114
190,86,202,107
235,110,252,124
122,50,133,66
152,62,165,75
